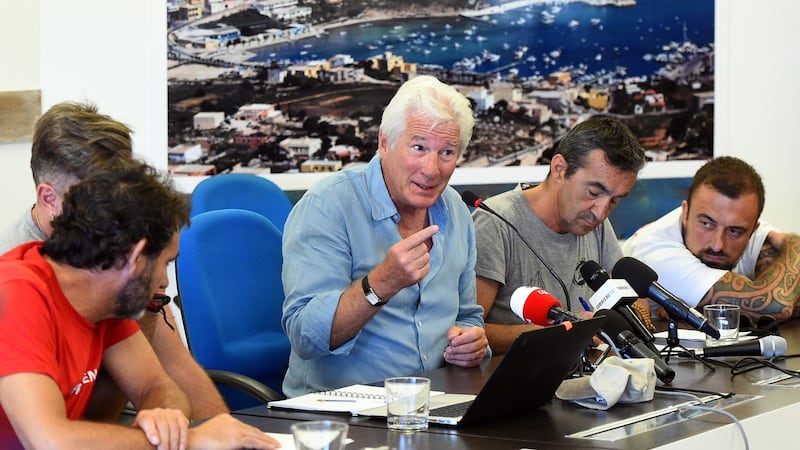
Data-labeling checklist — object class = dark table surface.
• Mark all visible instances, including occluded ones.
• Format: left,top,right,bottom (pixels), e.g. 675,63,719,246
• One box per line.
235,319,800,449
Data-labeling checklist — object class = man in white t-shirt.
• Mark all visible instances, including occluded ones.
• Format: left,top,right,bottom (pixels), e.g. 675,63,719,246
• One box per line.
624,157,800,321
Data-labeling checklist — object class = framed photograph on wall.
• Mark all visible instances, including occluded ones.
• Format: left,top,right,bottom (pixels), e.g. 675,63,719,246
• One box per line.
166,0,714,236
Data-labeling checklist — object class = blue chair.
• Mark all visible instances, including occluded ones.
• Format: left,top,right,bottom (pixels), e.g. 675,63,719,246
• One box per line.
176,209,290,409
189,173,293,232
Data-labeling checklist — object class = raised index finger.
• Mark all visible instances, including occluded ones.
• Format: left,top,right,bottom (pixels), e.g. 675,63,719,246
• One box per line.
405,225,439,247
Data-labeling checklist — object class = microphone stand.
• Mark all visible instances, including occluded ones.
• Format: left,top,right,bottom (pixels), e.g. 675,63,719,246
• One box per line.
660,320,716,371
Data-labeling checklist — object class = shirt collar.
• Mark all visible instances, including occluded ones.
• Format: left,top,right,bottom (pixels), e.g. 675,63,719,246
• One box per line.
365,155,400,223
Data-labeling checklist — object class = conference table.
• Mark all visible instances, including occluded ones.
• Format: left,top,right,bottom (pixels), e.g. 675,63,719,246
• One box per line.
234,319,800,449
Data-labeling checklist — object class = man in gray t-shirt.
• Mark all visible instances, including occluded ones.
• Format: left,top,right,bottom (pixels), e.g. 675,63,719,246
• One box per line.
473,116,646,354
0,209,46,254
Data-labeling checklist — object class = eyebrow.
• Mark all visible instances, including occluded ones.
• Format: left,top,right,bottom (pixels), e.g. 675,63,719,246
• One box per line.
697,213,748,232
697,213,717,224
587,181,612,196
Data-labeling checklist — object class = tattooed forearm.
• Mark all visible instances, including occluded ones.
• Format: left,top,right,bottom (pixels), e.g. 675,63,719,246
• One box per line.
755,241,780,277
702,235,800,321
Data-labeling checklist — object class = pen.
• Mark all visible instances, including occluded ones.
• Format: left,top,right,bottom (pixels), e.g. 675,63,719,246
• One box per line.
578,296,592,312
318,399,358,403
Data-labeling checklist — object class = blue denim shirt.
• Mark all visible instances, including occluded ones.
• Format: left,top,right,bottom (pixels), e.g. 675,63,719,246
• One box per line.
281,156,483,397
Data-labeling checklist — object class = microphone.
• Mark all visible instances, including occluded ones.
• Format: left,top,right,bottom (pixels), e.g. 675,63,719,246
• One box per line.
595,309,676,383
462,190,573,310
510,286,580,326
613,257,721,340
579,260,659,354
578,260,638,310
694,336,787,358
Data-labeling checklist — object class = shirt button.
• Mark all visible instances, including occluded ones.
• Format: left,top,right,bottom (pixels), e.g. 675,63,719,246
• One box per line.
423,355,428,361
417,321,422,326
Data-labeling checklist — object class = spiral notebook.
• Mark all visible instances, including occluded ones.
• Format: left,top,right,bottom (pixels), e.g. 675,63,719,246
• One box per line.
267,384,444,415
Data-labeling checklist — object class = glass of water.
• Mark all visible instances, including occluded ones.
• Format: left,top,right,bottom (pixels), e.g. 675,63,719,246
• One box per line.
385,377,431,432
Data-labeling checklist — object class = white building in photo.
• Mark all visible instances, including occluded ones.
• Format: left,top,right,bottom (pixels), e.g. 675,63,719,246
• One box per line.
168,143,203,164
193,111,225,130
235,103,281,122
279,136,321,160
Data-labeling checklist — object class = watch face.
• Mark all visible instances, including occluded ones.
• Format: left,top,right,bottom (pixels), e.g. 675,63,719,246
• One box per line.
362,276,385,306
366,292,383,306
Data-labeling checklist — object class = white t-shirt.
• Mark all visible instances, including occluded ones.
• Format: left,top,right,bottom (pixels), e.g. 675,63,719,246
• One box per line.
622,207,774,307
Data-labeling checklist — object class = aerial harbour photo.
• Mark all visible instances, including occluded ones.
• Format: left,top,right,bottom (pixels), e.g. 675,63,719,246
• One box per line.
167,0,714,176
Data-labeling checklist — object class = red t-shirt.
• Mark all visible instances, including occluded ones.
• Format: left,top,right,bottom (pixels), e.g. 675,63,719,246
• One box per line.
0,242,139,447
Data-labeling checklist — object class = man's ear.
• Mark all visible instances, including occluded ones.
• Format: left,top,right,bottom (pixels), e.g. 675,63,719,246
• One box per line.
378,130,389,156
124,239,148,276
751,220,761,237
550,153,568,183
36,183,60,217
680,200,689,224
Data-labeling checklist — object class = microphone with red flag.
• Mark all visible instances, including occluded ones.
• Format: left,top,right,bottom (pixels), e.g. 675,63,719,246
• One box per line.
510,286,581,326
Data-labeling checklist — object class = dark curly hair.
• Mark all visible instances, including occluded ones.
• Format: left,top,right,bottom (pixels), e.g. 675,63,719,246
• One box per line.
41,160,190,270
688,156,765,216
555,116,646,178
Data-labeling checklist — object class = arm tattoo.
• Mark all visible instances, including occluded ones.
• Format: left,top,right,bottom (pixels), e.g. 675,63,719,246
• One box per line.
755,240,780,276
702,235,800,321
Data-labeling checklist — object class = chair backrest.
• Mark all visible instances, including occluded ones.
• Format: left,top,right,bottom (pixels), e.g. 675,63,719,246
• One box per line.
190,173,293,231
176,208,290,408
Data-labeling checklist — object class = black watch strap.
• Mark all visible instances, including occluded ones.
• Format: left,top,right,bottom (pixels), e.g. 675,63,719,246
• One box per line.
361,275,386,306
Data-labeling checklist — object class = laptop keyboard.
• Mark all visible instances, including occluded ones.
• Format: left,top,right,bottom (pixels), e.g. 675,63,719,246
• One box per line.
429,400,473,418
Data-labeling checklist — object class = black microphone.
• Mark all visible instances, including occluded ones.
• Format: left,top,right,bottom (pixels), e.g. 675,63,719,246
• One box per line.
613,257,721,340
462,190,572,310
580,260,640,308
595,309,676,383
579,260,659,354
579,260,610,292
693,336,787,358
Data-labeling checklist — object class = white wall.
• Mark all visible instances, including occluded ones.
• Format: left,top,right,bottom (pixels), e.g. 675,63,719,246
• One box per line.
0,0,40,225
716,1,797,232
0,0,797,234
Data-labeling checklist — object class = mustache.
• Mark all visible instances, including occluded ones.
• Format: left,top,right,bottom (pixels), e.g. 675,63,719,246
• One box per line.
579,211,598,225
699,248,728,258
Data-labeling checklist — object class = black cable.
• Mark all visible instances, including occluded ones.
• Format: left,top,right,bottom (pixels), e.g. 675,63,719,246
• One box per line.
730,354,800,378
655,385,734,399
464,191,572,310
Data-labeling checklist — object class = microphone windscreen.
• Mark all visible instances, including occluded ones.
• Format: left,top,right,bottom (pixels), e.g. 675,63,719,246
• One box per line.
593,309,630,338
461,190,481,208
510,286,561,325
579,260,609,292
763,335,788,358
612,257,658,297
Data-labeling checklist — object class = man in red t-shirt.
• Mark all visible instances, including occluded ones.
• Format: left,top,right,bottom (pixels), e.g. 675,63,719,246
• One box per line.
0,161,280,449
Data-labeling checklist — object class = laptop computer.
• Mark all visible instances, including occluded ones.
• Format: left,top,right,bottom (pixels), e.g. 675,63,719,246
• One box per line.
360,317,605,426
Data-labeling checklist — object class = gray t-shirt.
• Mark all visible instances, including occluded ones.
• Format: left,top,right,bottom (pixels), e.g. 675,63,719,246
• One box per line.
0,207,46,254
474,188,623,323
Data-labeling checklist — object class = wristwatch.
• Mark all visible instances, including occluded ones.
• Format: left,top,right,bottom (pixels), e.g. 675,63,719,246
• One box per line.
361,274,387,307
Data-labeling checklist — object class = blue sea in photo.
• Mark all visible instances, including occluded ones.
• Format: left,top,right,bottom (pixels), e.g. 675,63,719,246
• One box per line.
249,0,714,80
